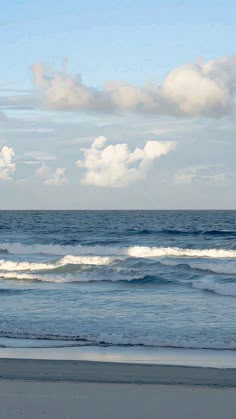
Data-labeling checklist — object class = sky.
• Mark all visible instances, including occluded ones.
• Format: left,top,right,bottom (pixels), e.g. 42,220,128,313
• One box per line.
0,0,236,209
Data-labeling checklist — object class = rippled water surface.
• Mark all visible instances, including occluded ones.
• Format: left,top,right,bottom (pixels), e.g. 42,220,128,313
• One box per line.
0,210,235,350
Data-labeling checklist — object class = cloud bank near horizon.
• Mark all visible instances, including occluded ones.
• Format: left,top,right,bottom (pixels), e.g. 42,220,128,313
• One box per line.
32,54,236,117
76,136,176,187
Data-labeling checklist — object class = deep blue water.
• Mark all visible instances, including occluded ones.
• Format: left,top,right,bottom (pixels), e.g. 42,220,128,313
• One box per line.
0,210,235,349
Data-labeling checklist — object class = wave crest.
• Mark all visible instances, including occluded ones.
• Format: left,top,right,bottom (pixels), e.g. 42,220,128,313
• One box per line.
1,242,236,259
193,279,236,297
128,246,236,258
161,259,236,275
0,255,115,273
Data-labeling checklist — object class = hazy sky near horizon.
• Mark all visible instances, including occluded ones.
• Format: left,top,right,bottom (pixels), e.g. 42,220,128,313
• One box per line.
0,0,236,209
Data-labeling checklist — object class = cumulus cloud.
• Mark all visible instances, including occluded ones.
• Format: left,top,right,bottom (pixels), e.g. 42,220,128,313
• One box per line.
76,136,175,187
32,63,112,111
0,146,16,180
36,164,68,186
32,54,236,117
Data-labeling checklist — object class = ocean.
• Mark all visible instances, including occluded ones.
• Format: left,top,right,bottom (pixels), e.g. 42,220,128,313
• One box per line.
0,210,235,351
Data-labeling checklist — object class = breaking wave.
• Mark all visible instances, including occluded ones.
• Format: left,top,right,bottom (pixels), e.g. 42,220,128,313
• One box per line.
0,255,115,272
128,246,236,258
0,272,150,283
0,243,236,287
1,242,236,259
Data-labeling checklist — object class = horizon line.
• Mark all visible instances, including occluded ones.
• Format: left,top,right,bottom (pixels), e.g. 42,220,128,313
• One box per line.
0,209,235,212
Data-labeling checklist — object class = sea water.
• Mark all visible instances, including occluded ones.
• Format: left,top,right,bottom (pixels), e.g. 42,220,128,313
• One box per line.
0,210,235,351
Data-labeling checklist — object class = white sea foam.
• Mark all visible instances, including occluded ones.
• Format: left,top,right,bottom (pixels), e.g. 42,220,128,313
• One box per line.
0,255,115,272
127,246,236,258
60,255,115,266
0,272,81,282
0,272,37,280
0,270,145,283
1,242,236,259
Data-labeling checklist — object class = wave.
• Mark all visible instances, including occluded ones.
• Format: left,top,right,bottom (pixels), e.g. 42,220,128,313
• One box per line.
161,260,236,275
201,229,236,237
1,242,236,259
0,272,44,281
2,266,235,296
193,279,236,297
128,246,236,258
125,228,236,236
0,270,163,283
0,248,9,254
0,255,116,273
0,243,119,256
0,330,236,350
0,288,30,295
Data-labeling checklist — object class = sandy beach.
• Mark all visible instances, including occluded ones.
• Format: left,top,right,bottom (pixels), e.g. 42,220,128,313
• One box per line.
0,358,236,418
1,358,236,386
1,380,236,419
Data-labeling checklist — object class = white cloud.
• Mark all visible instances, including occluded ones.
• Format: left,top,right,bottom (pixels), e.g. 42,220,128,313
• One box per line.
36,164,68,186
76,136,176,187
32,63,112,111
22,151,56,162
161,58,234,116
174,166,226,185
32,54,236,117
0,146,16,180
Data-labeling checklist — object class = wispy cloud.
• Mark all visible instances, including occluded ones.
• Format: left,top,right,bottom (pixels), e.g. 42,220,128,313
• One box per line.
77,136,176,187
21,151,56,162
174,165,228,185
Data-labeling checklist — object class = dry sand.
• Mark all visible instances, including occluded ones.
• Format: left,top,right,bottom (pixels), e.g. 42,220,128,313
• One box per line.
1,380,236,419
0,358,236,418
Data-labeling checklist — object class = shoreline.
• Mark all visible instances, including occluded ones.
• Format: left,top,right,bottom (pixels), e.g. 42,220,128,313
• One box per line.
0,358,236,387
1,344,236,368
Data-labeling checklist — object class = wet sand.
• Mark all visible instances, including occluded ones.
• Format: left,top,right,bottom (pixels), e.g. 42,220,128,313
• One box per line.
0,358,236,386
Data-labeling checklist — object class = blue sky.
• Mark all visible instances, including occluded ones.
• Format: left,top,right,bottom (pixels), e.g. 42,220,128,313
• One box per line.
1,0,236,84
0,0,235,208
